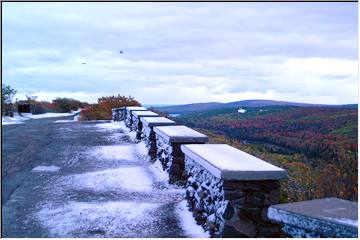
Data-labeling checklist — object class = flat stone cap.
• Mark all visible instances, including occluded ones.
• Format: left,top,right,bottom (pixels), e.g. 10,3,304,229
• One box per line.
140,117,176,127
132,111,159,118
112,107,125,110
154,125,208,143
268,198,358,237
126,106,147,112
181,144,287,180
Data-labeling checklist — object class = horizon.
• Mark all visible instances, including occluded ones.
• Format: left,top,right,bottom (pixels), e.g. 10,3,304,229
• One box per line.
3,2,358,105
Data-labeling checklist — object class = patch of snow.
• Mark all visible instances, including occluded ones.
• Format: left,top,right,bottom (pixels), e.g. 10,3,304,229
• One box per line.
136,141,149,156
27,112,77,119
35,201,159,237
87,145,135,161
94,121,129,134
149,160,170,182
259,109,268,112
31,166,60,172
324,217,358,228
181,144,286,180
57,167,153,192
2,113,29,125
175,200,210,238
54,120,75,123
237,108,246,113
95,122,122,130
73,114,80,121
128,131,137,142
154,125,207,139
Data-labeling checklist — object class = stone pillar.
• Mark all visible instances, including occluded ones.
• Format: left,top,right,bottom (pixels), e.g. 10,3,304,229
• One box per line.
130,111,159,137
153,125,208,185
181,144,287,237
112,107,126,121
140,117,177,162
125,106,147,128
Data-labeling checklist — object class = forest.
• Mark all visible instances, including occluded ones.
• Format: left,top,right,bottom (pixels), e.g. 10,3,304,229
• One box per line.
173,105,358,203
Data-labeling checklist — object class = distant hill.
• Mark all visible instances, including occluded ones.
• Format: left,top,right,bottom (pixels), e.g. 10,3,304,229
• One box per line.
154,99,357,114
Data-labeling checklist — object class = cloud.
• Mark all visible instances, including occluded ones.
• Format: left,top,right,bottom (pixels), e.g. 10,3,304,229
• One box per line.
3,2,358,104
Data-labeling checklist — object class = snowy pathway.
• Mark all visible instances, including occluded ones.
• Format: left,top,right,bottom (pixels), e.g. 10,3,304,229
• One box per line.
2,119,208,237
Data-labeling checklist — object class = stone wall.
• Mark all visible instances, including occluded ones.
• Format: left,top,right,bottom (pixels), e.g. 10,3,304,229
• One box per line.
184,155,281,237
111,106,357,238
142,125,156,161
112,107,126,121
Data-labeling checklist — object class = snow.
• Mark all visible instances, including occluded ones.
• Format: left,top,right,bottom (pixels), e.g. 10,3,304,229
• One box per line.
141,117,175,127
2,110,82,125
149,160,170,182
154,125,208,141
237,108,246,113
88,145,135,161
31,166,60,172
126,106,147,111
2,114,28,125
181,144,286,180
54,120,75,123
57,167,153,192
26,112,78,119
136,141,149,156
132,110,158,117
128,131,137,142
95,121,130,134
175,200,210,238
35,201,159,237
324,217,358,227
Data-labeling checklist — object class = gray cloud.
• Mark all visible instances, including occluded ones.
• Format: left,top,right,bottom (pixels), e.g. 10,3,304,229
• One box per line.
3,2,358,104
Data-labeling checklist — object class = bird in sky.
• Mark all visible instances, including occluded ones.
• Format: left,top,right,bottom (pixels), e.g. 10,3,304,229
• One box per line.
119,50,123,54
82,62,86,64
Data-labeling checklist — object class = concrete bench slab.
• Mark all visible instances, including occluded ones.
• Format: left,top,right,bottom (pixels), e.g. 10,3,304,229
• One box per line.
131,111,159,132
140,117,177,161
153,125,208,184
181,144,287,237
153,125,208,143
181,144,287,181
268,197,358,237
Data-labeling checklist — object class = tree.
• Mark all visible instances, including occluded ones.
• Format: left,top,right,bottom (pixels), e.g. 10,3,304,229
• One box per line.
2,84,17,116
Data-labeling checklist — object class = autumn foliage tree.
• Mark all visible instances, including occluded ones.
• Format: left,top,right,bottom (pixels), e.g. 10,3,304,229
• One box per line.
79,95,140,120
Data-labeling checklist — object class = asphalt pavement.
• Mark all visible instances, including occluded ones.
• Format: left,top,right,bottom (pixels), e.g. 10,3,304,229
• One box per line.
2,117,205,237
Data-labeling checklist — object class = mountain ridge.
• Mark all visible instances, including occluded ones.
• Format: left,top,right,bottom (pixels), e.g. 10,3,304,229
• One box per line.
153,99,357,114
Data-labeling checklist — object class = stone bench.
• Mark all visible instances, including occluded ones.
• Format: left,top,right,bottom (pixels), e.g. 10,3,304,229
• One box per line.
112,107,126,121
153,125,208,184
140,117,177,161
267,197,358,238
180,144,287,238
125,106,147,128
131,111,159,137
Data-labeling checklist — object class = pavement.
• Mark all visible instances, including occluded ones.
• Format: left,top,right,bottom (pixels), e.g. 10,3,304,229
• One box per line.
2,116,207,237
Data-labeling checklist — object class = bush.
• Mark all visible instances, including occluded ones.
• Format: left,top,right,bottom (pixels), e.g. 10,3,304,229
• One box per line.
52,98,88,113
79,95,140,120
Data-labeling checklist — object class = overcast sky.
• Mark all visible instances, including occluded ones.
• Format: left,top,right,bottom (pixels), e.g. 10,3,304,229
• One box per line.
3,2,358,104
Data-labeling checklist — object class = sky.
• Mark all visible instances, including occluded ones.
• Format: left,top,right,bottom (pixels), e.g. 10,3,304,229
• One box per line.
2,2,358,104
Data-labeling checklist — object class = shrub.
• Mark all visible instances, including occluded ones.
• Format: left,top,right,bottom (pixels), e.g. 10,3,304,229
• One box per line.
79,95,140,120
52,98,88,113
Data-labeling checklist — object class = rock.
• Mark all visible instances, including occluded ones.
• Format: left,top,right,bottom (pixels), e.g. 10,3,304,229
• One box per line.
224,219,257,237
223,203,235,220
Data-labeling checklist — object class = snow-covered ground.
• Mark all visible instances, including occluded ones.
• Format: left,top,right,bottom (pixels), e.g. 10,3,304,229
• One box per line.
1,114,29,125
2,110,81,125
24,119,209,237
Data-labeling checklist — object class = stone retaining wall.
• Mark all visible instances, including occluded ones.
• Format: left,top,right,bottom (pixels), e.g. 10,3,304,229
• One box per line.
184,155,282,237
111,106,357,238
